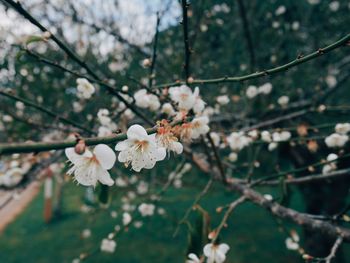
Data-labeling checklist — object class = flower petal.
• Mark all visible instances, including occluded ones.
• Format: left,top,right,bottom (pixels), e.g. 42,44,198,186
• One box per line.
127,124,148,140
94,144,116,170
97,167,114,186
115,140,129,151
65,147,92,164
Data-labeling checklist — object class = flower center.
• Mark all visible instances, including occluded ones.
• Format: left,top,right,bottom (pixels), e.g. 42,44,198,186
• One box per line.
134,140,149,153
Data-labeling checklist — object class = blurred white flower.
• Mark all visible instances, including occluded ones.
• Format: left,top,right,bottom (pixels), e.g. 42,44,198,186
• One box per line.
268,142,278,151
325,133,348,148
261,130,272,142
329,1,340,11
275,5,286,16
169,85,196,111
100,239,116,253
138,203,155,217
216,95,230,105
186,253,201,263
134,89,160,111
335,123,350,134
228,152,238,162
272,131,291,142
115,125,166,172
122,212,132,225
65,144,116,187
258,83,273,95
277,96,289,107
285,237,299,250
325,75,337,88
203,243,230,263
322,153,338,174
161,103,176,116
209,132,221,146
246,85,258,99
76,78,95,99
190,116,210,139
227,132,251,152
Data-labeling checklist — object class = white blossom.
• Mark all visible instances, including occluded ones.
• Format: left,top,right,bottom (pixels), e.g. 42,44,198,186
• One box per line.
76,78,95,99
246,85,258,99
134,89,160,111
186,253,201,263
191,116,210,139
122,212,132,225
138,203,155,217
100,239,116,253
161,103,176,116
156,127,183,154
115,125,166,172
203,243,230,263
272,131,291,142
335,123,350,134
65,144,116,187
277,96,289,107
325,133,348,148
258,83,273,95
261,130,272,143
228,152,238,162
216,95,230,105
285,238,299,250
227,132,251,152
268,142,278,151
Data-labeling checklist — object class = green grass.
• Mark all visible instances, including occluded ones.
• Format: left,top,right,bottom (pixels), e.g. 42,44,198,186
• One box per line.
0,176,347,263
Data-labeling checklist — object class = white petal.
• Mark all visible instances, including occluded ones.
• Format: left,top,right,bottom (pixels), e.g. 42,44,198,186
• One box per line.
65,147,92,164
203,244,213,257
173,142,183,154
215,250,226,263
118,149,131,163
127,124,148,139
94,144,116,170
97,167,114,186
218,243,230,254
115,140,130,151
155,147,166,161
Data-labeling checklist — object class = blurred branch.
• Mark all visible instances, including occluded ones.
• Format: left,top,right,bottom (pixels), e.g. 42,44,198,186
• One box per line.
0,89,95,135
154,33,350,88
148,12,161,89
237,0,255,71
181,0,191,80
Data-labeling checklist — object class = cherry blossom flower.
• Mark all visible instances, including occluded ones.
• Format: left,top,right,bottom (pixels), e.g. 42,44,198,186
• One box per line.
277,96,289,107
261,130,272,142
115,125,166,172
138,203,155,217
272,131,291,142
258,83,273,94
335,123,350,134
246,85,258,99
65,144,116,187
203,243,230,263
186,253,201,263
216,95,230,105
227,132,251,152
268,142,278,151
122,212,132,225
169,85,196,111
322,153,338,174
191,116,210,139
161,103,176,116
156,125,183,154
285,237,299,250
169,85,205,114
134,89,160,111
209,132,221,146
100,238,116,253
76,78,95,99
228,152,238,162
325,133,349,148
